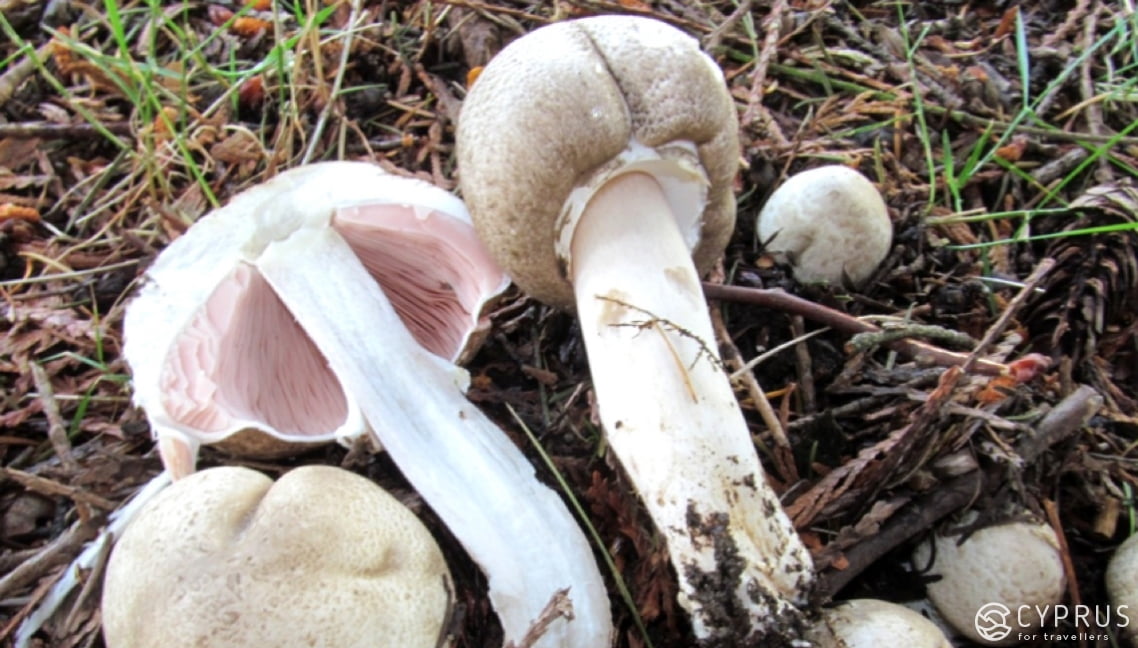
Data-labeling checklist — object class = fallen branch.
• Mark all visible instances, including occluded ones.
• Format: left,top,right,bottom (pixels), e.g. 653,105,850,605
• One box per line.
0,467,117,511
702,282,1009,376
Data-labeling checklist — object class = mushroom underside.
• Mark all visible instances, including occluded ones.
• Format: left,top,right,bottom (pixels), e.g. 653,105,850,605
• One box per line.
158,202,501,446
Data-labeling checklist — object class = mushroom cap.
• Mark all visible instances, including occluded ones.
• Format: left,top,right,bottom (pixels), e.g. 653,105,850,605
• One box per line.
756,165,892,286
809,599,952,648
1107,532,1138,646
101,465,452,648
124,161,507,459
457,15,739,309
912,521,1066,646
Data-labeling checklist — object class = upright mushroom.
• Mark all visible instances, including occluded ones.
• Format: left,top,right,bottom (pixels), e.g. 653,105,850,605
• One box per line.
457,16,813,643
102,465,452,648
120,162,612,648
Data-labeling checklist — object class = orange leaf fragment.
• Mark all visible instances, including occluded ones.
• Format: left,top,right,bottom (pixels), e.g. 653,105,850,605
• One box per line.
50,28,76,75
231,16,271,37
976,373,1018,405
466,66,483,88
995,138,1026,162
965,65,989,83
238,75,265,108
1006,353,1051,383
0,204,41,222
993,6,1019,40
208,5,269,36
151,106,181,145
830,553,850,571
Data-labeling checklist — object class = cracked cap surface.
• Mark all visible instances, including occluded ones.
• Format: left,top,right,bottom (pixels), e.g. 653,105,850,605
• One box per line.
457,15,739,309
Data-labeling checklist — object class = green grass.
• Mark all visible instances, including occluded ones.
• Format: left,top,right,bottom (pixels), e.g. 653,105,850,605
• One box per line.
508,405,655,648
892,5,1138,248
1,0,354,237
38,296,129,440
896,14,939,209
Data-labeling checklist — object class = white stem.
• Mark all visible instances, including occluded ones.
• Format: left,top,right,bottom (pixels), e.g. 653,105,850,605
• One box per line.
570,172,814,641
256,226,612,648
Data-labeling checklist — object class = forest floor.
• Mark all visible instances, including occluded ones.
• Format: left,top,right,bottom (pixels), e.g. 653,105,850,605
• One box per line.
1,0,1137,646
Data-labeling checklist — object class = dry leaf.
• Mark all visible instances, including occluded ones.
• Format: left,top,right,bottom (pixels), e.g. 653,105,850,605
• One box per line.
976,373,1018,405
0,204,41,222
993,6,1019,40
995,139,1026,162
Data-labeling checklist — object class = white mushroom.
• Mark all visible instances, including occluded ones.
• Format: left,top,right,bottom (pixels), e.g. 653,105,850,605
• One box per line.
101,465,451,648
125,162,506,475
457,16,813,643
756,165,892,286
122,162,612,648
1106,531,1138,647
808,599,953,648
912,520,1066,646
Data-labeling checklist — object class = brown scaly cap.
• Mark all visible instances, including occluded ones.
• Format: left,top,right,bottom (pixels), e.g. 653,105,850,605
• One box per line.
457,15,739,310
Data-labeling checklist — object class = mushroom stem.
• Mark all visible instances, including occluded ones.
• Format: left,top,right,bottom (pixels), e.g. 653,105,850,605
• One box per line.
570,172,814,640
255,225,611,648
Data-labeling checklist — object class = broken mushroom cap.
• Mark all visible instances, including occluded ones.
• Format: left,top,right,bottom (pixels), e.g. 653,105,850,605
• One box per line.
124,161,612,647
458,14,738,310
101,465,452,648
912,520,1066,646
808,599,952,648
124,161,507,471
1107,532,1138,647
756,164,892,286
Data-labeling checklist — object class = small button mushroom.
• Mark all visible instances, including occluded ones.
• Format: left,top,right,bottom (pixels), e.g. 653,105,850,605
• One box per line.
756,165,893,286
912,520,1066,646
101,465,451,648
807,599,953,648
458,15,813,643
1106,532,1138,647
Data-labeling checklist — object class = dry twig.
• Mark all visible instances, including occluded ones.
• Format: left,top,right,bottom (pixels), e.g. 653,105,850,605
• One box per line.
702,283,1010,376
28,363,79,473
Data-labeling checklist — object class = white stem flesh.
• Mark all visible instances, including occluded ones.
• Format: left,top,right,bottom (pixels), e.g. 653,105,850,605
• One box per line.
570,172,814,641
256,226,612,648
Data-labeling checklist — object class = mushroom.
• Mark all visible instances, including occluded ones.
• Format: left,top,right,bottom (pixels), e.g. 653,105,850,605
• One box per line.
807,599,953,648
1106,531,1138,646
756,164,892,286
124,162,507,476
101,465,452,648
912,520,1066,646
457,16,813,642
122,162,612,648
